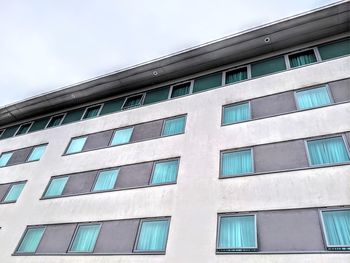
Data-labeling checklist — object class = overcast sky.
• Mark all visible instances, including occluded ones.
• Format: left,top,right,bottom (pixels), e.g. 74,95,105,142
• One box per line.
0,0,340,107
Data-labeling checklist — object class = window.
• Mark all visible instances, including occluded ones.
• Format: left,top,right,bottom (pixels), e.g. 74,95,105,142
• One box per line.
0,152,13,167
122,94,144,110
221,149,253,177
2,182,25,203
288,49,317,68
27,145,47,162
162,116,186,136
225,67,248,84
82,105,102,120
306,136,350,166
135,219,170,252
69,224,101,253
44,177,69,198
15,123,32,136
217,214,257,252
65,136,87,154
222,102,251,125
110,127,133,146
295,86,332,110
151,159,179,185
46,114,65,128
0,129,4,137
321,209,350,250
92,169,119,192
16,227,45,253
170,82,191,98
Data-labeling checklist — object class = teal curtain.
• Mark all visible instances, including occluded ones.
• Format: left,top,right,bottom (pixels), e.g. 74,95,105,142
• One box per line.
93,169,119,191
0,152,13,167
66,137,87,154
151,160,179,184
289,50,317,68
218,215,256,249
162,116,186,136
16,123,31,135
83,106,101,119
171,83,190,98
322,210,350,247
47,115,64,128
17,227,45,253
111,127,133,145
136,220,169,251
307,137,349,165
222,149,253,176
45,177,68,197
123,95,142,109
296,86,331,110
27,145,47,162
223,103,250,125
3,183,25,202
70,224,101,252
225,68,248,84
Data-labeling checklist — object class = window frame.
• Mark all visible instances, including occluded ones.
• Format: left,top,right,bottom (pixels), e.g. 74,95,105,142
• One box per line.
64,136,88,155
293,84,334,111
14,122,33,136
121,93,145,110
0,129,4,138
160,114,187,137
0,151,13,167
1,181,26,204
108,126,135,146
168,80,194,99
67,223,102,254
149,158,180,186
216,213,258,253
45,113,67,129
80,104,103,120
219,148,255,178
285,47,321,69
14,226,46,254
221,101,252,126
90,168,120,192
222,65,251,86
26,144,48,163
42,175,69,198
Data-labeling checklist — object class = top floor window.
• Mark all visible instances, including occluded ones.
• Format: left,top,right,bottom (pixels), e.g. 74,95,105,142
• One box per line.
15,123,32,136
46,114,65,128
225,67,248,84
122,94,144,110
288,49,317,68
82,105,102,120
170,82,191,98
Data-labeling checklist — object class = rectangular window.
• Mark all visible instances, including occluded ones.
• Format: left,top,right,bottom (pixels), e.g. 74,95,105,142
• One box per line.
222,102,251,125
65,136,87,154
122,94,144,110
251,56,286,78
306,136,350,166
46,114,65,128
16,227,45,253
193,72,222,93
217,214,257,252
110,127,134,146
151,159,179,185
288,49,317,68
161,116,186,136
170,82,191,98
27,145,47,162
69,224,101,253
92,169,119,192
2,182,25,203
135,219,170,252
321,210,350,250
221,149,253,177
0,152,13,167
225,67,248,84
82,105,102,120
15,122,32,136
44,177,69,198
295,86,332,110
318,38,350,61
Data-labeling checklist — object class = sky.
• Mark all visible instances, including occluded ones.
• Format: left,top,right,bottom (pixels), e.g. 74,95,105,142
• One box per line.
0,0,341,107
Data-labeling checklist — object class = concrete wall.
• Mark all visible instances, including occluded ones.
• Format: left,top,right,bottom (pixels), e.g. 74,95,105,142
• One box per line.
0,56,349,262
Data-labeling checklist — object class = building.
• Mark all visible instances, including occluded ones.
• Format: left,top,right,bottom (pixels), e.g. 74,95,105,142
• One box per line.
0,1,349,262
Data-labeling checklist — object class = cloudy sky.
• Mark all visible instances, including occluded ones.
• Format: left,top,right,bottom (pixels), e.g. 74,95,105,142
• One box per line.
0,0,340,106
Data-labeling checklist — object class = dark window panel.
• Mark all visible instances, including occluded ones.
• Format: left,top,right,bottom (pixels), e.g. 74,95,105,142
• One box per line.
62,171,97,195
193,72,222,93
0,125,19,139
318,38,350,60
144,86,170,105
116,162,153,188
329,78,350,103
6,147,33,166
251,56,286,78
100,98,124,115
130,120,163,142
28,117,50,132
61,108,85,125
82,130,114,151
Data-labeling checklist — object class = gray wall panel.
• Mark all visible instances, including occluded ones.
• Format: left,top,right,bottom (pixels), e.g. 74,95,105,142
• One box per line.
36,224,77,253
7,147,32,166
131,120,163,142
116,162,153,188
94,219,140,253
83,130,114,151
62,171,97,195
329,78,350,103
0,184,9,201
258,209,325,251
251,91,297,119
254,140,309,173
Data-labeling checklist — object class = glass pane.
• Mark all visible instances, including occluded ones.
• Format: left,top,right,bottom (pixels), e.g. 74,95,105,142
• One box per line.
27,145,47,162
110,128,133,146
171,83,190,98
70,224,101,252
322,210,350,247
225,68,248,84
307,137,350,165
16,123,32,135
44,177,69,197
3,183,25,202
162,116,186,136
151,160,179,185
223,103,250,125
222,149,253,176
82,105,101,120
123,95,143,109
17,227,45,253
47,115,64,128
66,137,87,154
92,170,119,192
144,86,170,105
289,50,317,68
296,86,331,110
193,72,222,93
0,152,13,167
318,38,350,60
251,56,286,78
136,220,169,251
218,215,256,249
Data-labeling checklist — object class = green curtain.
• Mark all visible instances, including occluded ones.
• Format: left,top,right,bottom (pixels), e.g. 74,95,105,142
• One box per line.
222,149,253,176
123,95,143,109
70,224,101,252
3,183,25,202
295,86,331,110
171,83,190,98
289,50,317,68
66,137,87,154
0,152,13,167
111,127,133,145
27,145,47,162
162,116,186,136
83,106,101,119
17,227,45,253
92,170,119,191
322,210,350,248
44,177,69,197
151,160,179,184
225,68,247,84
136,220,169,251
223,103,250,125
